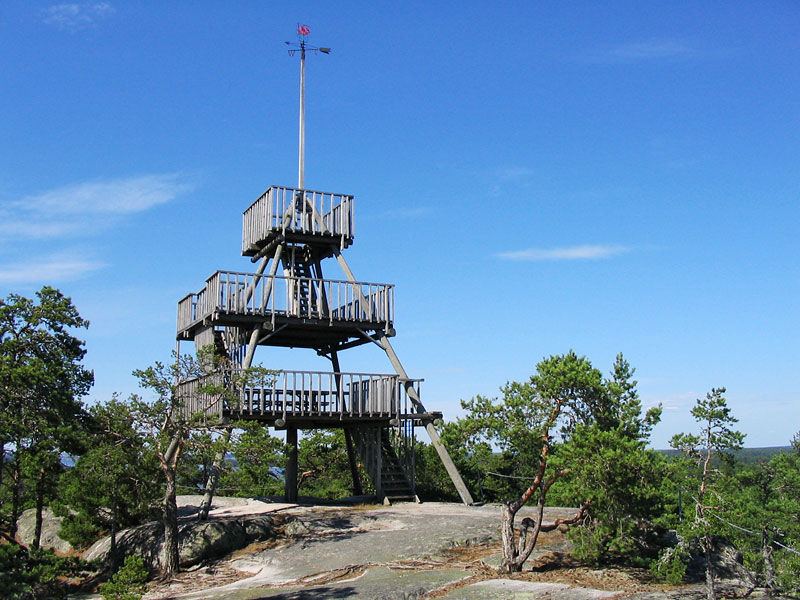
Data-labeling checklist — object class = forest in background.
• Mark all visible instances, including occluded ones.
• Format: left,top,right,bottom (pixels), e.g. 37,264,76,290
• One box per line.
2,287,798,599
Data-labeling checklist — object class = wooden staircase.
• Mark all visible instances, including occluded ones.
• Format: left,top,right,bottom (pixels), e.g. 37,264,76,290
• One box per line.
379,429,417,503
352,426,416,504
290,259,314,316
285,246,330,320
213,326,247,365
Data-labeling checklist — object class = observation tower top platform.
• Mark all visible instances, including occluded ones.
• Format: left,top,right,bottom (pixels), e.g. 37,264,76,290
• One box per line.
242,185,354,259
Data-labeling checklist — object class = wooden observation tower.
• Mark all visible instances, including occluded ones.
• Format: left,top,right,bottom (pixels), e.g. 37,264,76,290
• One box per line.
175,26,472,508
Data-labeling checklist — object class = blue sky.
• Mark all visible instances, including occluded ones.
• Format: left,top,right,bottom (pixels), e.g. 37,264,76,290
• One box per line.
1,2,797,449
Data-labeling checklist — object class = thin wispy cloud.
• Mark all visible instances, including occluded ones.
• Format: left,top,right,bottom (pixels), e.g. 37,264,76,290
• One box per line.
25,173,192,215
647,391,698,412
42,2,115,32
489,165,537,197
0,253,106,284
0,173,195,240
497,244,631,261
42,2,115,31
584,39,696,64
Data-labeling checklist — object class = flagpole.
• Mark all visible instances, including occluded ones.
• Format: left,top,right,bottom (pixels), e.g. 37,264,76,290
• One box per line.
286,25,329,192
298,39,306,190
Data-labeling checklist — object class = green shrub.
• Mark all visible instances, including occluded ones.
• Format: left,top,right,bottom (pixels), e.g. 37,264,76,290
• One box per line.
100,555,149,600
651,544,689,585
0,543,84,599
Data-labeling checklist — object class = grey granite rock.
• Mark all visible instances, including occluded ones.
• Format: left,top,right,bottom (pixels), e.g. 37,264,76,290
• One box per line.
16,507,74,554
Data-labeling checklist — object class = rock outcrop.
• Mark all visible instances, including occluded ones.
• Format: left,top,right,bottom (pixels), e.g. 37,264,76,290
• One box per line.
83,514,280,571
16,507,74,554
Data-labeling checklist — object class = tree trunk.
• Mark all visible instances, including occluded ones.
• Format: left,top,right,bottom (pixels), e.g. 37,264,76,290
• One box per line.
33,466,46,549
762,531,776,593
499,496,589,575
703,534,716,600
0,442,5,510
198,426,232,521
700,441,714,600
110,499,119,571
499,501,522,573
498,427,553,574
161,468,180,577
10,442,22,539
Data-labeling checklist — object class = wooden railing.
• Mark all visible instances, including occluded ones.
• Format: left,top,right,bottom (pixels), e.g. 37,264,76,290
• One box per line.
242,186,354,253
177,294,197,332
231,370,420,421
176,271,393,335
177,370,422,422
176,372,226,422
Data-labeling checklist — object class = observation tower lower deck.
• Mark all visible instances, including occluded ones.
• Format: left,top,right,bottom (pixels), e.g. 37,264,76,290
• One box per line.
179,369,439,429
177,270,394,350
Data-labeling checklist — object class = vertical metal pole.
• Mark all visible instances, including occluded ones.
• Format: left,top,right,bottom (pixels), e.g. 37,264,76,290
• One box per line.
298,42,306,190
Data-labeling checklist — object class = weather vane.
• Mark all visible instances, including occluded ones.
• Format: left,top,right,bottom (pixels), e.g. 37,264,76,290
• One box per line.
286,24,330,190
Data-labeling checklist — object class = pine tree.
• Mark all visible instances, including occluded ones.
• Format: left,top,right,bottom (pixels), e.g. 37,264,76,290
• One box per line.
725,435,800,593
132,347,272,576
670,388,745,600
58,397,160,565
0,287,93,539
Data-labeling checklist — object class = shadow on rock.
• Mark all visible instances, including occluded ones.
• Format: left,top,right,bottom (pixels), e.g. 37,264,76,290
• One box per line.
248,585,357,599
283,514,382,550
83,514,280,571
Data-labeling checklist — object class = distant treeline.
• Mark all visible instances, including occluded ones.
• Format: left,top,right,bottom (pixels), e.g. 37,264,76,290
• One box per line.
658,446,793,465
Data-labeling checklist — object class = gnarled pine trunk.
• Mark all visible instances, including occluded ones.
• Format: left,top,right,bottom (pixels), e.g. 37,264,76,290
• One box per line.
161,467,179,577
499,489,590,573
499,502,523,573
703,534,716,600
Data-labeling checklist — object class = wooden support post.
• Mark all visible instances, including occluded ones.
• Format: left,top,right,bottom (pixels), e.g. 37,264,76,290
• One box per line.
285,426,299,502
331,244,474,506
375,427,384,504
377,332,474,506
242,244,284,369
329,349,342,403
329,350,362,496
344,428,363,497
242,246,272,300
